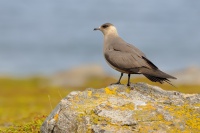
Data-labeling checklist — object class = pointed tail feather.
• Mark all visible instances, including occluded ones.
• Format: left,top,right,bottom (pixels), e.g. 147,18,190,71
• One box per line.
139,67,177,79
143,74,176,87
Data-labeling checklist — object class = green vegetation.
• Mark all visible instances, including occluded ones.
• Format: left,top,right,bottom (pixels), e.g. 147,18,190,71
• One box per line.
0,76,199,132
0,77,70,132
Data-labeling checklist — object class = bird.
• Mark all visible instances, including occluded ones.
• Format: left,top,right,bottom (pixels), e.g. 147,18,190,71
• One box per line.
94,23,176,86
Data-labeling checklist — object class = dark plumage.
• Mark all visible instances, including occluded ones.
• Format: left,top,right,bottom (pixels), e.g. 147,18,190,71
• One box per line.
94,23,176,86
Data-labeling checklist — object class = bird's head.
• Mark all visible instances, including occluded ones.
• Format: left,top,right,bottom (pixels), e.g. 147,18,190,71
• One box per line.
94,23,118,36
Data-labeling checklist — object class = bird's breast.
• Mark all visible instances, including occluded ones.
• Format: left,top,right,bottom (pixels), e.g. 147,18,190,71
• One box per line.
103,54,129,74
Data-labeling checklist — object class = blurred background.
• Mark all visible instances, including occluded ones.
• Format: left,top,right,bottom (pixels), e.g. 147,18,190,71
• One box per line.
0,0,200,131
0,0,200,76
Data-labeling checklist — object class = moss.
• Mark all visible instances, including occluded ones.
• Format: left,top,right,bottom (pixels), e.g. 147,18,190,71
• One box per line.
0,77,70,132
0,115,46,133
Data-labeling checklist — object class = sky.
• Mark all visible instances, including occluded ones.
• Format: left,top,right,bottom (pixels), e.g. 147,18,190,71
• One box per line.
0,0,200,75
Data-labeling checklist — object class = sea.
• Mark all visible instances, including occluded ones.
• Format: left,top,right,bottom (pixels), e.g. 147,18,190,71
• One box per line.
0,0,200,76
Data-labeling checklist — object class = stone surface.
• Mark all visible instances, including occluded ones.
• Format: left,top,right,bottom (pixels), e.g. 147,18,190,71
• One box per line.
41,83,200,133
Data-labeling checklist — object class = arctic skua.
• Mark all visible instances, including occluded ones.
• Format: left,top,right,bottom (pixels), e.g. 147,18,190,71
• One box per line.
94,23,176,86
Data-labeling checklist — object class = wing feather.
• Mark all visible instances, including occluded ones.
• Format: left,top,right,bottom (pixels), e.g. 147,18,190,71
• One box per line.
104,37,160,73
104,50,148,73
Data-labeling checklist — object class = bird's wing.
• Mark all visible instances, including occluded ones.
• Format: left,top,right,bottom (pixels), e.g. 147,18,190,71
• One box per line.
110,37,146,57
105,50,142,69
106,38,157,71
105,49,176,79
104,50,155,73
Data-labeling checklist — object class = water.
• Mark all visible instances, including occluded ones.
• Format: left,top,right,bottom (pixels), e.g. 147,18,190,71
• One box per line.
0,0,200,76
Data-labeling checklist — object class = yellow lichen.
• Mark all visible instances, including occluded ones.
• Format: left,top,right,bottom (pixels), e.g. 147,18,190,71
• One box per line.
138,103,155,111
164,104,200,131
121,103,135,110
156,114,164,121
186,113,200,130
87,91,92,97
194,103,200,107
54,113,59,122
107,102,135,111
125,88,131,93
104,87,117,95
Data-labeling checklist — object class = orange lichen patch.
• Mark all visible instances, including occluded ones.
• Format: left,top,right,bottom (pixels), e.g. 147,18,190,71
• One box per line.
104,87,117,95
54,113,59,122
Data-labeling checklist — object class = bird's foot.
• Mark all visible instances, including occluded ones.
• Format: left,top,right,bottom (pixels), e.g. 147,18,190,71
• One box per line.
110,82,121,85
127,82,132,87
127,83,135,90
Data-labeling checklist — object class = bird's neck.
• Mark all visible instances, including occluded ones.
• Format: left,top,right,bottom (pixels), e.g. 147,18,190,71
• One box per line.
104,32,119,42
103,34,119,52
104,29,119,37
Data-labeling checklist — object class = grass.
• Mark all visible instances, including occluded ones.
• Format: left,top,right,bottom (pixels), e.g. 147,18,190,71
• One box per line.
0,76,199,132
0,77,70,132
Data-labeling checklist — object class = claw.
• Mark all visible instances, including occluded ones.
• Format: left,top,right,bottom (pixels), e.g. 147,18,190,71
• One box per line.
110,82,121,85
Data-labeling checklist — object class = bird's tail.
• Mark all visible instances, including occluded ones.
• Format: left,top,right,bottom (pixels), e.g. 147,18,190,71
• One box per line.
143,74,176,87
140,68,177,87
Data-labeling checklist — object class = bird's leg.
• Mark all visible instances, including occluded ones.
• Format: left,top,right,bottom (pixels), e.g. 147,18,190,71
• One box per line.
111,73,123,85
127,74,131,86
117,73,123,84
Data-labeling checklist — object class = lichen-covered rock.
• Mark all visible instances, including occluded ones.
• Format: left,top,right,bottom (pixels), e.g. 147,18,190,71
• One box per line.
41,83,200,133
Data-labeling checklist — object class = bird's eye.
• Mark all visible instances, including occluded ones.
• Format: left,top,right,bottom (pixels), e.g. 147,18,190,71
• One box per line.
102,25,109,28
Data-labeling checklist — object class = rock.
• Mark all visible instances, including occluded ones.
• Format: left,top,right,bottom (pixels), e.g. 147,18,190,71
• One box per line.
41,83,200,133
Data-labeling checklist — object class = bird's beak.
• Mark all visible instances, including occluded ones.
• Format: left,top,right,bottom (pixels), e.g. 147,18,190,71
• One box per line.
94,27,100,31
